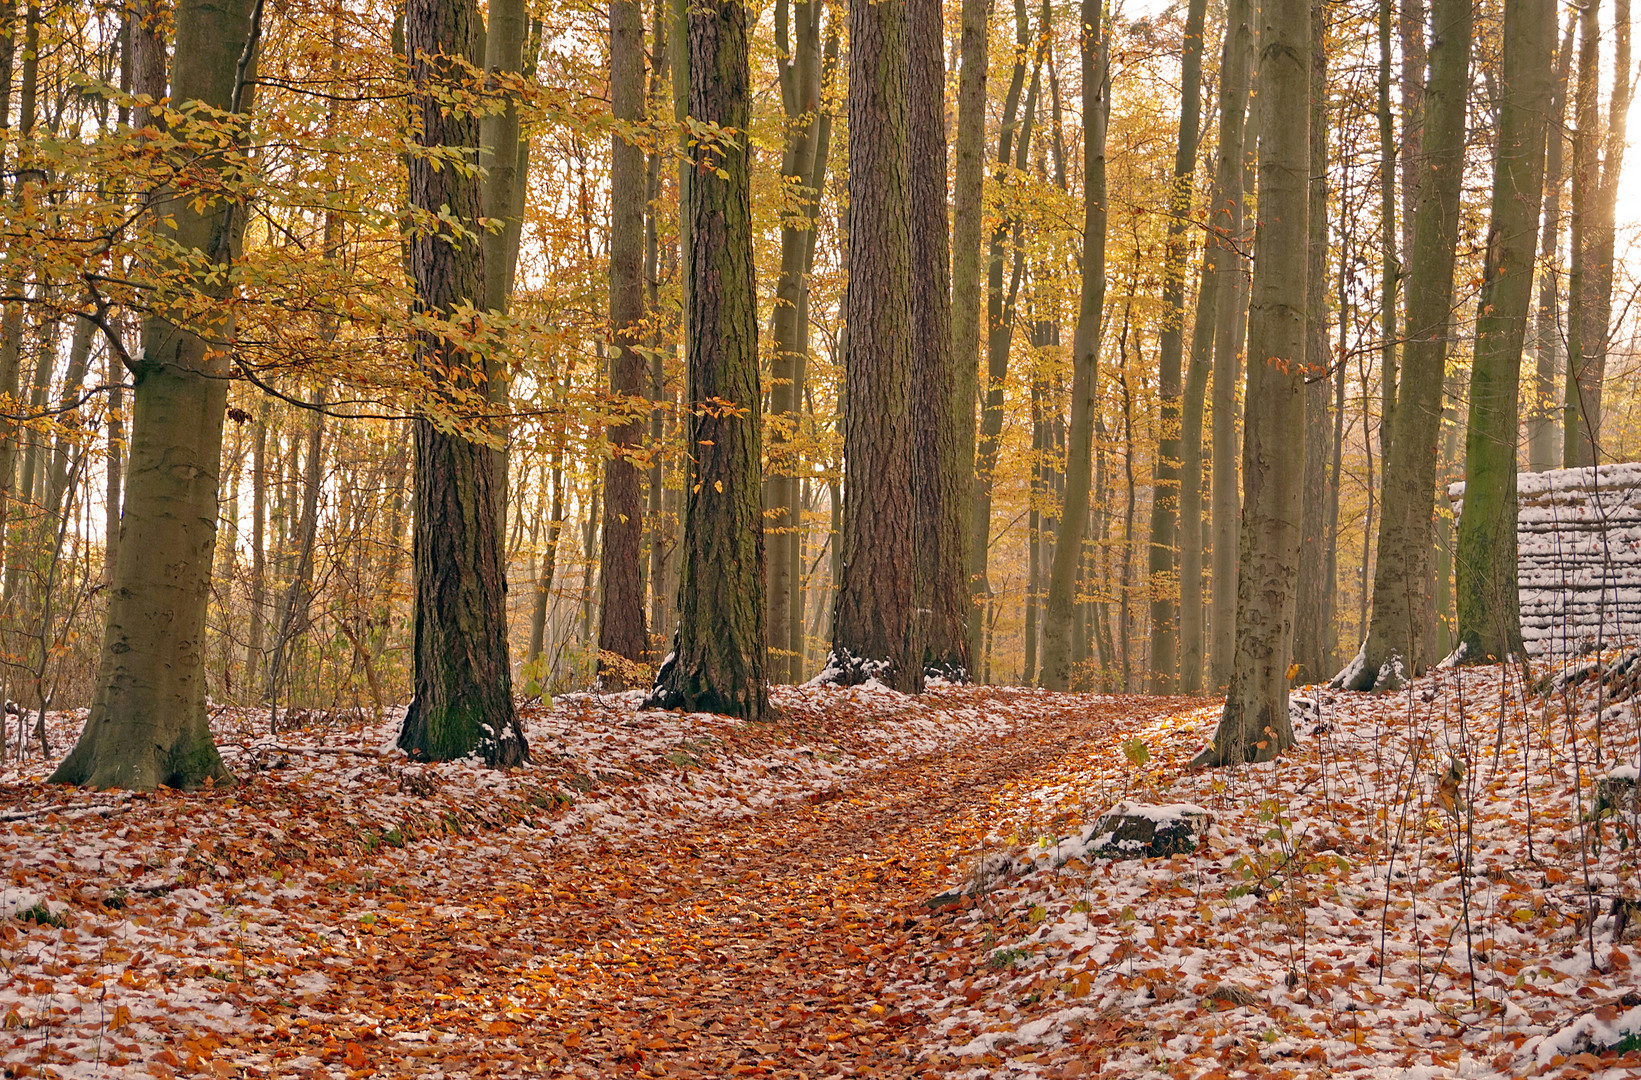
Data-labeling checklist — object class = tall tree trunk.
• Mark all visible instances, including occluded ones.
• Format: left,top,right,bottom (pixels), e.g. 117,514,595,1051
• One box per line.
766,0,826,683
966,0,1036,665
263,387,327,702
395,0,527,767
597,0,649,685
245,400,268,683
1192,0,1308,768
1456,0,1556,661
1347,0,1471,691
909,0,968,680
951,0,987,666
1144,0,1206,693
1038,6,1107,691
1526,15,1576,471
51,0,259,789
1293,1,1331,685
528,448,566,668
646,0,768,720
1207,0,1253,690
821,0,919,692
1563,0,1628,466
1376,0,1400,462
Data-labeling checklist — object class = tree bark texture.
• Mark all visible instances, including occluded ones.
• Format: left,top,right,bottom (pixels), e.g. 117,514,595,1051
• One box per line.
597,0,650,685
1456,0,1555,662
646,0,769,721
909,0,969,681
1193,0,1307,768
1348,0,1471,691
1144,0,1205,693
51,0,256,789
1038,2,1106,692
395,0,527,767
824,0,920,693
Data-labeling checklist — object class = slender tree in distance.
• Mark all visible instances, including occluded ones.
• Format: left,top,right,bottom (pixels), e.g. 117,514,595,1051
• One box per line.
645,0,769,720
1192,0,1309,767
1144,0,1207,693
951,0,988,667
395,0,528,766
52,0,259,789
1292,0,1332,684
1181,0,1252,693
597,0,649,685
1341,0,1471,690
822,0,921,692
1455,0,1556,662
1038,0,1107,691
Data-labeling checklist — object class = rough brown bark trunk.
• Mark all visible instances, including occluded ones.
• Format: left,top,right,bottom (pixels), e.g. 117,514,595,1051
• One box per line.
395,0,526,767
909,0,968,681
645,0,768,720
821,0,920,692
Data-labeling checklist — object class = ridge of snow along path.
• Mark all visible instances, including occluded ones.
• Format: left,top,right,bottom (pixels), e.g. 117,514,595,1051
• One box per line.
2,670,1641,1078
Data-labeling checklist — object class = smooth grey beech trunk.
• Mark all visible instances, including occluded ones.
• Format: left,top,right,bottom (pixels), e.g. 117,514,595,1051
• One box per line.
1192,0,1308,768
950,0,986,666
1143,0,1206,694
1525,16,1575,473
1345,0,1471,691
1036,3,1107,692
1207,0,1252,691
51,0,259,789
1456,0,1556,662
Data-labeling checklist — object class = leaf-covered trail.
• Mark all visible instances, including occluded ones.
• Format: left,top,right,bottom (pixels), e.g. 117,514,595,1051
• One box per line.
426,694,1185,1078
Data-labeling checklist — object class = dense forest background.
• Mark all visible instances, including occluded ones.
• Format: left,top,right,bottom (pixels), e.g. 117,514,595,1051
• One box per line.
0,0,1635,726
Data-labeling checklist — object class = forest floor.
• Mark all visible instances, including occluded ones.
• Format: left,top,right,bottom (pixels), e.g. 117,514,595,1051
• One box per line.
4,667,1641,1079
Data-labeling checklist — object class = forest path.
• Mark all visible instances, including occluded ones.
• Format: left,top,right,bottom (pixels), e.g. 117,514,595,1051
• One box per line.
334,692,1198,1079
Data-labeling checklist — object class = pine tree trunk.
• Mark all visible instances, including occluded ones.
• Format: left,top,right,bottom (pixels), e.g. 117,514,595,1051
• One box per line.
1038,5,1106,691
909,0,968,681
395,0,526,767
646,0,768,720
1144,0,1205,694
1192,0,1308,768
820,0,920,692
51,0,258,789
1456,0,1556,662
1349,0,1471,691
597,0,649,686
1207,0,1252,690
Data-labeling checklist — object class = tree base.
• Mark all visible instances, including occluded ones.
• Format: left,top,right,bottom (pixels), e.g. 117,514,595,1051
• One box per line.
50,720,233,792
811,648,923,693
645,647,772,722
